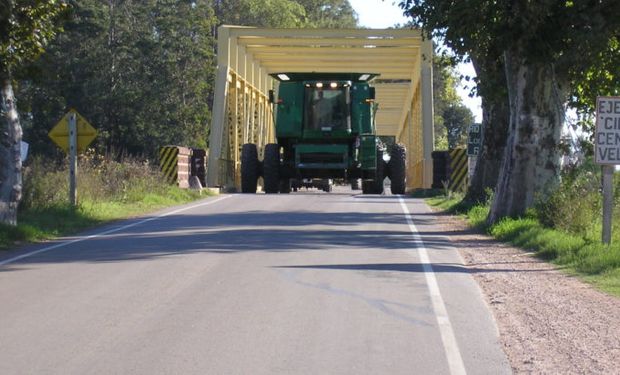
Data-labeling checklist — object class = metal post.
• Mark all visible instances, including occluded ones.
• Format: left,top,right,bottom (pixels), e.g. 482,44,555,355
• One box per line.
602,165,613,245
69,113,77,206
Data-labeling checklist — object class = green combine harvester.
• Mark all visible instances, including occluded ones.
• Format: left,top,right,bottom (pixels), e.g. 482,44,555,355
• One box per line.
241,72,406,194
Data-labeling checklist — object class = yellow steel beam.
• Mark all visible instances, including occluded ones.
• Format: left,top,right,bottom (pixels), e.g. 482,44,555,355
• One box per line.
237,37,423,47
255,55,417,63
250,47,419,57
228,27,425,38
262,65,415,73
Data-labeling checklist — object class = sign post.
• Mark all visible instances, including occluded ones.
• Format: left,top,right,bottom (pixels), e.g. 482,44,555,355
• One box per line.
48,109,97,208
594,96,620,245
69,113,77,206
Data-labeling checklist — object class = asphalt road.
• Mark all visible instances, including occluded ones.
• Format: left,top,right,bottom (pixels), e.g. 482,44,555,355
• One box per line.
0,187,510,374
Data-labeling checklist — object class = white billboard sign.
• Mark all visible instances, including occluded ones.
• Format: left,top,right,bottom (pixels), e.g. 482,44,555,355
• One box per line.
595,96,620,164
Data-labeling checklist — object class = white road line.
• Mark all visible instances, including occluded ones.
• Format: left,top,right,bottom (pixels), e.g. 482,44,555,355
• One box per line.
398,196,467,375
0,195,232,267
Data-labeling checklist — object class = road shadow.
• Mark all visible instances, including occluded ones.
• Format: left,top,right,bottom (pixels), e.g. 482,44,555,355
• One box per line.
274,262,551,274
1,196,500,268
2,206,456,266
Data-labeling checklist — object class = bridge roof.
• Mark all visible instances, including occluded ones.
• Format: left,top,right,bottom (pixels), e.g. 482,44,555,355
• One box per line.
218,26,431,136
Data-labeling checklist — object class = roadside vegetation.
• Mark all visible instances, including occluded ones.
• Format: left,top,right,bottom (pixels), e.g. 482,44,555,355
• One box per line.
426,160,620,297
0,152,206,250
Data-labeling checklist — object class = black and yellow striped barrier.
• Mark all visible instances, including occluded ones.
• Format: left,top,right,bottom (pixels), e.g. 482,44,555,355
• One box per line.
159,146,179,184
448,148,468,192
159,146,191,187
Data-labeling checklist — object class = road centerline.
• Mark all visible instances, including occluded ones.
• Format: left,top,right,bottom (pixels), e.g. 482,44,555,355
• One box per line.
398,196,467,375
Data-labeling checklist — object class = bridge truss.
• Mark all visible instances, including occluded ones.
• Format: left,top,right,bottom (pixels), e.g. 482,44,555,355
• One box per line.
207,26,434,191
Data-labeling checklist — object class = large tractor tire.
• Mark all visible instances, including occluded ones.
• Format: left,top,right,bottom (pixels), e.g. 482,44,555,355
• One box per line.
279,178,291,194
263,143,280,194
362,147,385,194
388,143,407,195
361,180,373,194
241,143,259,193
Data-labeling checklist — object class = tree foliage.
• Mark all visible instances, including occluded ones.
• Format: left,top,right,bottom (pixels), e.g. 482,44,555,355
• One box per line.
432,54,473,150
0,0,68,71
297,0,357,28
214,0,306,28
400,0,620,221
569,36,620,131
19,0,217,157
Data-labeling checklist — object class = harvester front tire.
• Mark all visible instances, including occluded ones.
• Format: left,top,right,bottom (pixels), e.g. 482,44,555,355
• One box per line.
361,147,386,194
373,146,385,194
279,179,291,194
241,143,259,193
263,143,280,194
389,143,406,195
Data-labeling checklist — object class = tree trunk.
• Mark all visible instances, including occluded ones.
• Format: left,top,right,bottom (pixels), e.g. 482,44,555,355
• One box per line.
465,56,510,203
488,48,566,223
0,73,23,226
466,98,510,203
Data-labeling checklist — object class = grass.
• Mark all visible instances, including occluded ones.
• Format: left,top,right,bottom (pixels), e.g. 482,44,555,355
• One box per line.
0,154,210,250
426,195,620,298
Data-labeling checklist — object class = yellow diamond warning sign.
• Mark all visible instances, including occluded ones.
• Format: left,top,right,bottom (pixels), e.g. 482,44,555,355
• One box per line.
49,109,97,153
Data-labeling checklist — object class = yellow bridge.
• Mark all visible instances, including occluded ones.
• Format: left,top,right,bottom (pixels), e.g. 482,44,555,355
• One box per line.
206,26,434,191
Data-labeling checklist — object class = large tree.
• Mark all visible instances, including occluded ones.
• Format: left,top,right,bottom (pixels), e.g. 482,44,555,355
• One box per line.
214,0,307,28
568,36,620,136
0,0,67,225
401,0,620,222
296,0,357,28
400,1,510,204
214,0,358,28
432,54,474,150
19,0,217,157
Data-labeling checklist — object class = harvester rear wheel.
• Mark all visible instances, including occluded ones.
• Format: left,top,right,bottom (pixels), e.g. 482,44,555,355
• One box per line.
263,143,280,194
362,147,385,194
279,178,291,193
241,143,259,193
374,146,385,194
389,143,407,195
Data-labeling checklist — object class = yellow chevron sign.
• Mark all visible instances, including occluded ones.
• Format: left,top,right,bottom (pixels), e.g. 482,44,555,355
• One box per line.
49,109,97,153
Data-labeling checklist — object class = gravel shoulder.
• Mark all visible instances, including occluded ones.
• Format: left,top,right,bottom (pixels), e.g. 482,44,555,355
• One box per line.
430,211,620,374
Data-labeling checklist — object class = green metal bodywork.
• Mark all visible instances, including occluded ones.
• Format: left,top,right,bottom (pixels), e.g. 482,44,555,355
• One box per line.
271,72,381,180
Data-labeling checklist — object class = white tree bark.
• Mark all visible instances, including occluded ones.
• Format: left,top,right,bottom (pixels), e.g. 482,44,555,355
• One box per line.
0,76,23,226
488,48,566,223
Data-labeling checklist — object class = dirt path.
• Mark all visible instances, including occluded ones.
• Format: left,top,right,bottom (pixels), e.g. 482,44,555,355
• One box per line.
431,212,620,374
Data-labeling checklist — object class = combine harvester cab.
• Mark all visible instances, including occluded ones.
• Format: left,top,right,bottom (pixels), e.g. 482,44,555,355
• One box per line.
241,72,406,194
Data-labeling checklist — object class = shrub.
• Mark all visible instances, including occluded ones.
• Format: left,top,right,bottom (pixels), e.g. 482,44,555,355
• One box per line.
20,151,171,211
536,161,601,236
